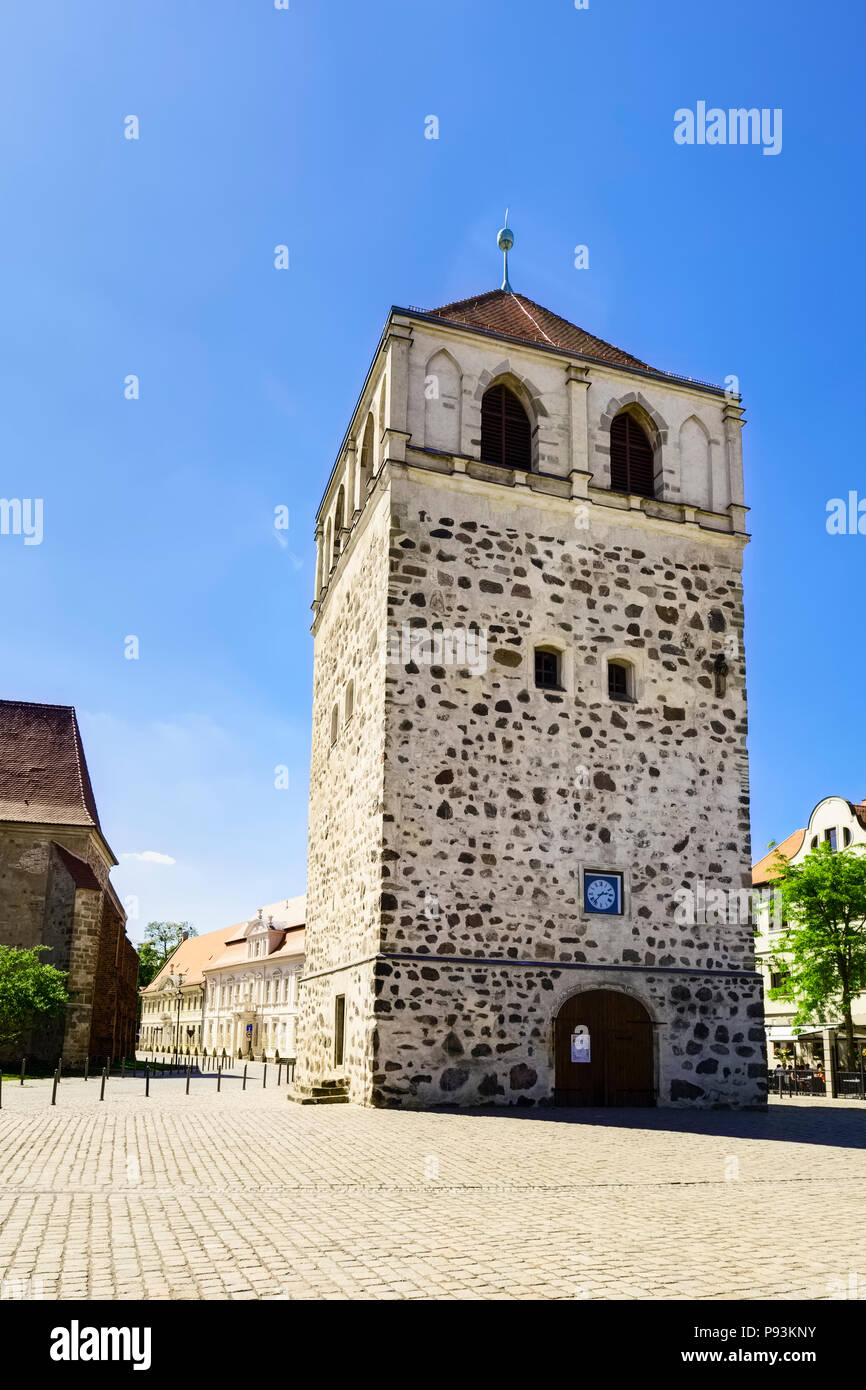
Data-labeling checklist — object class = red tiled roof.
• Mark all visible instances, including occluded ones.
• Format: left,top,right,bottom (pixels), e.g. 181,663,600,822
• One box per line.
422,289,654,371
0,700,102,830
752,829,806,886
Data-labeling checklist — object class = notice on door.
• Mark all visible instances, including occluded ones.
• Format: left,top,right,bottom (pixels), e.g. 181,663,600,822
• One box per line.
570,1025,590,1063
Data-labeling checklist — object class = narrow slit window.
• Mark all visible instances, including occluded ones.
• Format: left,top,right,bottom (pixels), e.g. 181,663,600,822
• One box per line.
334,995,346,1068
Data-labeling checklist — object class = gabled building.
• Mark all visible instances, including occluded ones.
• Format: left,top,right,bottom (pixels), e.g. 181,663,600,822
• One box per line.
753,795,866,1067
0,699,138,1065
140,896,305,1058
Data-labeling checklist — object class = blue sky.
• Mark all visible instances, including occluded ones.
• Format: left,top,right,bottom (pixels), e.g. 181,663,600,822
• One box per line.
1,0,863,937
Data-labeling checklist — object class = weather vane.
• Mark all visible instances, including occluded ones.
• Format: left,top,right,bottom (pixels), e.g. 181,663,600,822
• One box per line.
497,210,514,292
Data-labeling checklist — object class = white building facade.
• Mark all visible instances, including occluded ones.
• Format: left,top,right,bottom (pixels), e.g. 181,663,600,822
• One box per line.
753,796,866,1063
140,896,305,1059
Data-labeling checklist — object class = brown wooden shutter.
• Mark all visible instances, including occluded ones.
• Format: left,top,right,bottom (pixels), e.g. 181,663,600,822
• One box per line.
481,384,532,470
610,413,655,498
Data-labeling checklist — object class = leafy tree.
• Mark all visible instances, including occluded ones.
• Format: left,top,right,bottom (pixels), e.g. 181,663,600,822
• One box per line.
135,941,162,992
135,922,196,1018
0,945,68,1048
142,921,196,969
767,842,866,1066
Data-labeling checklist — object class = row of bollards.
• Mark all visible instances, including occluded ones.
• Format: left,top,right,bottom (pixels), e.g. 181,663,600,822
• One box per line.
21,1052,296,1107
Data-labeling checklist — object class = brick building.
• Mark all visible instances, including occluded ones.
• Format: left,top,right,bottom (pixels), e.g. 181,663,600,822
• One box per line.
0,699,138,1065
293,240,766,1110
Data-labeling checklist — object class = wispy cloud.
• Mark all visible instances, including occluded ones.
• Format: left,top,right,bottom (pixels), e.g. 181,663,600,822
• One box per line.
121,850,176,866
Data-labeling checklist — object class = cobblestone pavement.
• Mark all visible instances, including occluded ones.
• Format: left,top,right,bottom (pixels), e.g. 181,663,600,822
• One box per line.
1,1064,865,1300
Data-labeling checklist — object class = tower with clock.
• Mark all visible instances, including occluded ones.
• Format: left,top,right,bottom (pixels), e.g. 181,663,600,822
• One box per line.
291,222,766,1110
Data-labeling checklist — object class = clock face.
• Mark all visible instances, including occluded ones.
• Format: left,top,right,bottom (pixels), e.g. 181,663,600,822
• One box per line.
584,873,622,914
587,878,616,910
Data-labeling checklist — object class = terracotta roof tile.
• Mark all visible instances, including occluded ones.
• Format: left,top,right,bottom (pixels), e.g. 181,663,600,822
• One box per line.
421,289,655,372
144,926,237,992
752,829,806,886
0,700,102,829
143,895,306,990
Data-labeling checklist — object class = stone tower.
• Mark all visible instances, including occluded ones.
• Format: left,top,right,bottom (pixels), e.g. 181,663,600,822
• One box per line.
293,271,766,1110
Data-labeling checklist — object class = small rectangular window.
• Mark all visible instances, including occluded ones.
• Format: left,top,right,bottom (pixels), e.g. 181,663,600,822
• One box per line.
534,648,561,690
825,828,838,852
334,994,346,1069
608,662,630,701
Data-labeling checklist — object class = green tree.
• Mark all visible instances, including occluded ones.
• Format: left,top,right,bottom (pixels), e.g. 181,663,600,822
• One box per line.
767,841,866,1066
142,920,196,970
0,945,69,1049
135,923,196,1018
135,940,162,991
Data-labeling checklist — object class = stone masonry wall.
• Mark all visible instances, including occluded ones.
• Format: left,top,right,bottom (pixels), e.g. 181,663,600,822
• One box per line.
0,826,135,1066
295,487,393,1101
369,469,764,1107
371,959,766,1109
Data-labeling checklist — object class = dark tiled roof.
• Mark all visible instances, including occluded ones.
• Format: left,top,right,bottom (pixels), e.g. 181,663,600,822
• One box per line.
0,700,102,829
422,289,653,371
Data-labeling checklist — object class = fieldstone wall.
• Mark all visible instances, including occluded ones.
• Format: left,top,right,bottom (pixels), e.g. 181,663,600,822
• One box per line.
370,958,765,1108
381,474,752,972
294,489,392,1100
298,463,765,1109
368,472,764,1106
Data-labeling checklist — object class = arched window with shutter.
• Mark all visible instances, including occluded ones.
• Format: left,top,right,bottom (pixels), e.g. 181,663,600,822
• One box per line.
609,412,656,498
480,383,532,471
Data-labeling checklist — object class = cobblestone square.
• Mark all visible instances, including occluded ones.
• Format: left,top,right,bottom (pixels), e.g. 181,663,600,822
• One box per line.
1,1066,864,1301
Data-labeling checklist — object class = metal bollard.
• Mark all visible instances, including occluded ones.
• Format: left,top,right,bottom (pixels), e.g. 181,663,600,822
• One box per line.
277,1061,283,1086
217,1064,222,1094
185,1063,191,1095
51,1068,59,1107
242,1065,248,1091
262,1062,267,1089
145,1065,150,1098
100,1067,107,1102
84,1056,89,1083
20,1057,25,1087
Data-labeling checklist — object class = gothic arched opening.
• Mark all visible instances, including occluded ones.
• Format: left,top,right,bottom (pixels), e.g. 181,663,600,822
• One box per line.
480,383,532,470
610,411,656,498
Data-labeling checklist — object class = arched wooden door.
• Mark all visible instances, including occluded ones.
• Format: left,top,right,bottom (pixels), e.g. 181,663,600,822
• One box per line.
554,989,655,1107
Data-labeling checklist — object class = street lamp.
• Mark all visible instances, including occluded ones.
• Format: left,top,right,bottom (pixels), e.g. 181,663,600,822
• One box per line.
170,970,187,1068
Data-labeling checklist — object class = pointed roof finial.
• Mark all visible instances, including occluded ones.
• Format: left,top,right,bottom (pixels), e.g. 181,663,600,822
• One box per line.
497,210,514,292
